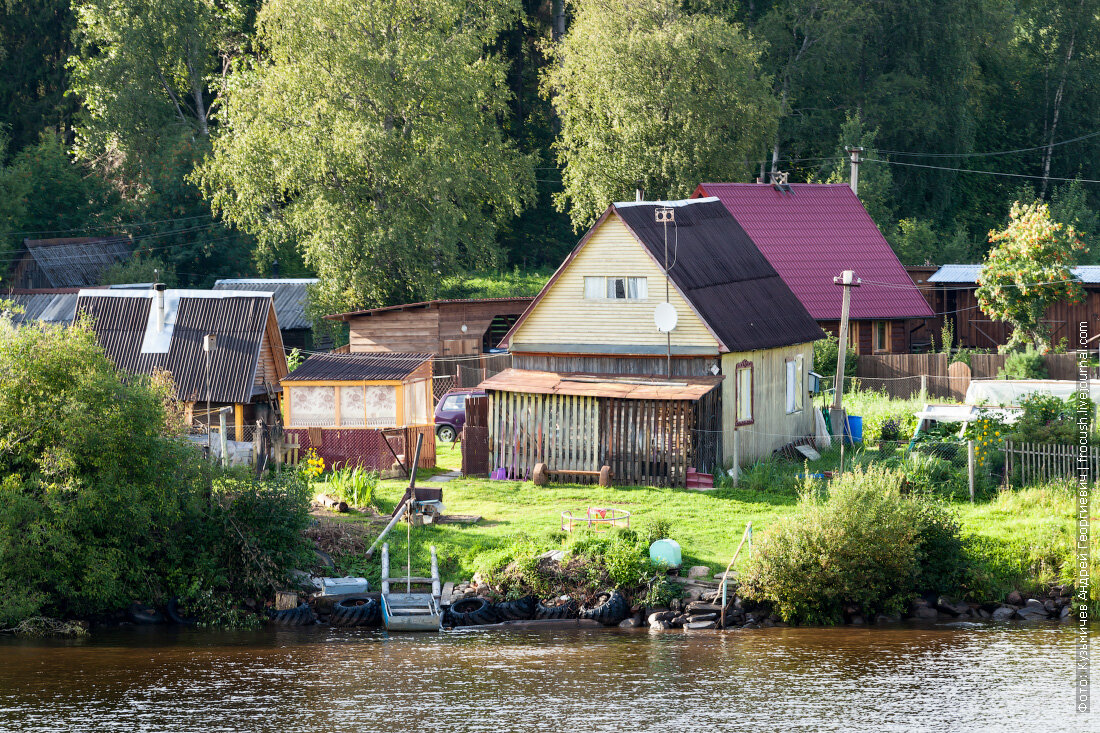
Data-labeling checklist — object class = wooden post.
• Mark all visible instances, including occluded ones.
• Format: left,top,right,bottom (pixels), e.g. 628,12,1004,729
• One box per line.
219,407,229,467
381,543,390,595
920,374,928,401
730,428,740,486
275,591,298,611
967,439,976,502
234,403,244,442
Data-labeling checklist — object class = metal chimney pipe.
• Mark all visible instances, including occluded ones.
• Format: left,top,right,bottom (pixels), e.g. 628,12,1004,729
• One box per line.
154,282,166,332
845,146,865,196
635,187,644,202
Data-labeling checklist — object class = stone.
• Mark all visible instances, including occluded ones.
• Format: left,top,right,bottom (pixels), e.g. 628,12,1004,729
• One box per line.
671,614,689,627
849,615,865,625
647,610,674,626
685,588,703,602
915,606,939,620
689,613,718,623
649,620,671,631
1006,590,1023,606
936,596,970,616
685,620,717,630
619,617,641,628
688,565,711,578
1043,599,1057,614
686,601,724,614
742,621,760,629
1017,601,1049,619
1060,605,1072,619
537,550,566,563
992,606,1016,620
1060,585,1073,597
713,571,737,580
761,618,776,628
978,608,991,619
875,613,901,624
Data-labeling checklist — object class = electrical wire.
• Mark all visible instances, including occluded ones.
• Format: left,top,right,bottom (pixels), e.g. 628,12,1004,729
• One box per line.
864,157,1100,185
879,130,1100,159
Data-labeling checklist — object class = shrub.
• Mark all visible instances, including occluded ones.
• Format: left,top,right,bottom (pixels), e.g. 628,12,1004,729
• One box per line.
813,333,857,380
1009,393,1094,445
318,465,379,507
741,466,966,624
998,348,1048,379
0,319,313,626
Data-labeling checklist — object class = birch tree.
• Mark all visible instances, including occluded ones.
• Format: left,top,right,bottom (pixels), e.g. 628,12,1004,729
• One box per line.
196,0,536,314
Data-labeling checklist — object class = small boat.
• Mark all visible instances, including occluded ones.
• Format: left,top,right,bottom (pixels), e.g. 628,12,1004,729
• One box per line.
380,543,442,632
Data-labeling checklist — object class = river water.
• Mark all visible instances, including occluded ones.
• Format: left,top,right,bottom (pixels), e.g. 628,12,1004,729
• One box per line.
1,623,1095,732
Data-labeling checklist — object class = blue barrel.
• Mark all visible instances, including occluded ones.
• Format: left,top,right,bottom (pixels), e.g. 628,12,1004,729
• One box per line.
649,539,682,569
847,415,863,443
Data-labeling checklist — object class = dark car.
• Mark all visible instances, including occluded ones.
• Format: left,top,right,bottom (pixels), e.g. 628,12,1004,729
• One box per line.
434,389,485,442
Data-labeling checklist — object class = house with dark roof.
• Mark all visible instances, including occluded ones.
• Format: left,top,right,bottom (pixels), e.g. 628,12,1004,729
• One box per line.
692,183,934,354
484,197,824,484
213,278,326,350
279,352,435,471
75,286,288,438
10,237,131,289
925,264,1100,350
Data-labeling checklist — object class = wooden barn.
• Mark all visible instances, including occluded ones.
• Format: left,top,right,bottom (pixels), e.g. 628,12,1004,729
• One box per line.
76,285,288,438
325,297,532,356
280,352,436,472
693,183,934,353
927,264,1100,350
485,197,824,485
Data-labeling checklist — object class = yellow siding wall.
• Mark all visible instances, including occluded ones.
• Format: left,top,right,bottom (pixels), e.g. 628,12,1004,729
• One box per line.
511,214,719,354
722,342,816,464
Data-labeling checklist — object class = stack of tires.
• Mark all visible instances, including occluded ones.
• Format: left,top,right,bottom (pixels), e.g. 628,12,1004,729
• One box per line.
535,596,579,620
447,597,498,626
268,602,317,626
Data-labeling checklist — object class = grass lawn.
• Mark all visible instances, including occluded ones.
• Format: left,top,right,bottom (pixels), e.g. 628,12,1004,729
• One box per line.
319,436,1077,597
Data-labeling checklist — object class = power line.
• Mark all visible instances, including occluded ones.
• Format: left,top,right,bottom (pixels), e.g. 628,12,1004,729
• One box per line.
879,130,1100,159
0,212,215,239
864,158,1100,185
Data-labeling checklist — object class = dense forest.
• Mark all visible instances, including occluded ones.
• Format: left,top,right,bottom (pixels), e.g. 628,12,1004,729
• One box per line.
1,0,1098,317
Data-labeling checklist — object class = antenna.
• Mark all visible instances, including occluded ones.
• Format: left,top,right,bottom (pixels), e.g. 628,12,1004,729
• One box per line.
655,206,678,377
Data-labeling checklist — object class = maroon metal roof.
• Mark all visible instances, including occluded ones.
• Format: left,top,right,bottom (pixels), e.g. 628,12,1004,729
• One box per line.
694,183,934,321
325,296,533,321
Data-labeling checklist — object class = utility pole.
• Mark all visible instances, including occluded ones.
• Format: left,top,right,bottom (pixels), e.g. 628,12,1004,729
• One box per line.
656,206,675,377
830,270,860,451
845,146,865,196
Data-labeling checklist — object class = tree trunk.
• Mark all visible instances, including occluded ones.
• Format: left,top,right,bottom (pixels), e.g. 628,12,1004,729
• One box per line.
552,0,566,43
1040,0,1085,198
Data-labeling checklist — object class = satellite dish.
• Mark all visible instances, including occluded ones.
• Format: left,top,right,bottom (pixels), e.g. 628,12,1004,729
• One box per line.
654,302,678,333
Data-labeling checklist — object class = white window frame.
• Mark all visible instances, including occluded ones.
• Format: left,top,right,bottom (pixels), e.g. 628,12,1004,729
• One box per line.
735,360,754,425
786,354,804,414
583,276,648,300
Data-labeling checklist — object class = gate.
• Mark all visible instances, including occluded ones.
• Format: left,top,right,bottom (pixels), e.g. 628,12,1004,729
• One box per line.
461,395,489,477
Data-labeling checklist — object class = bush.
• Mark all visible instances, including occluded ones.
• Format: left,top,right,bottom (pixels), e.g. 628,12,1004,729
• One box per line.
998,348,1047,379
813,333,857,380
317,465,379,508
1009,393,1094,445
0,319,312,626
741,466,967,624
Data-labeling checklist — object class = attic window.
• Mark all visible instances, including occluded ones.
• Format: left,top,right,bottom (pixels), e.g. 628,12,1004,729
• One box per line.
583,276,647,300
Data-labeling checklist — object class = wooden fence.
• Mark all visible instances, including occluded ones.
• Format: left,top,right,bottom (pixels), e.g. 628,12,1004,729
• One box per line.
1004,440,1099,486
461,395,489,477
856,353,1085,399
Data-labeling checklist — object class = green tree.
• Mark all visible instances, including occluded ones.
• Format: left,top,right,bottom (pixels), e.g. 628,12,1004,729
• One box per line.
545,0,777,229
818,113,894,232
197,0,536,316
976,201,1086,351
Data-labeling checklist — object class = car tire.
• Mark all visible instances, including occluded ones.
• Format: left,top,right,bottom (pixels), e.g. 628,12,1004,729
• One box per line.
449,596,497,626
580,590,630,626
269,603,316,627
536,596,578,620
165,597,197,625
127,601,165,625
436,425,457,443
330,597,380,627
494,595,537,621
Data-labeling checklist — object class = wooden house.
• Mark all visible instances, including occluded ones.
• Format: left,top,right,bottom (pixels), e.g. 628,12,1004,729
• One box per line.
693,183,934,353
213,278,326,350
486,197,824,485
10,237,131,289
280,352,436,471
75,286,288,438
927,264,1100,350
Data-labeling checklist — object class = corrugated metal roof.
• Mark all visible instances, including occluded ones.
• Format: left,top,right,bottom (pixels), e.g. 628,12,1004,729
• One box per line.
282,352,432,382
929,264,1100,284
480,368,722,401
694,183,934,320
213,278,318,330
76,290,277,403
612,198,825,352
6,292,80,325
22,237,132,288
325,296,533,321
